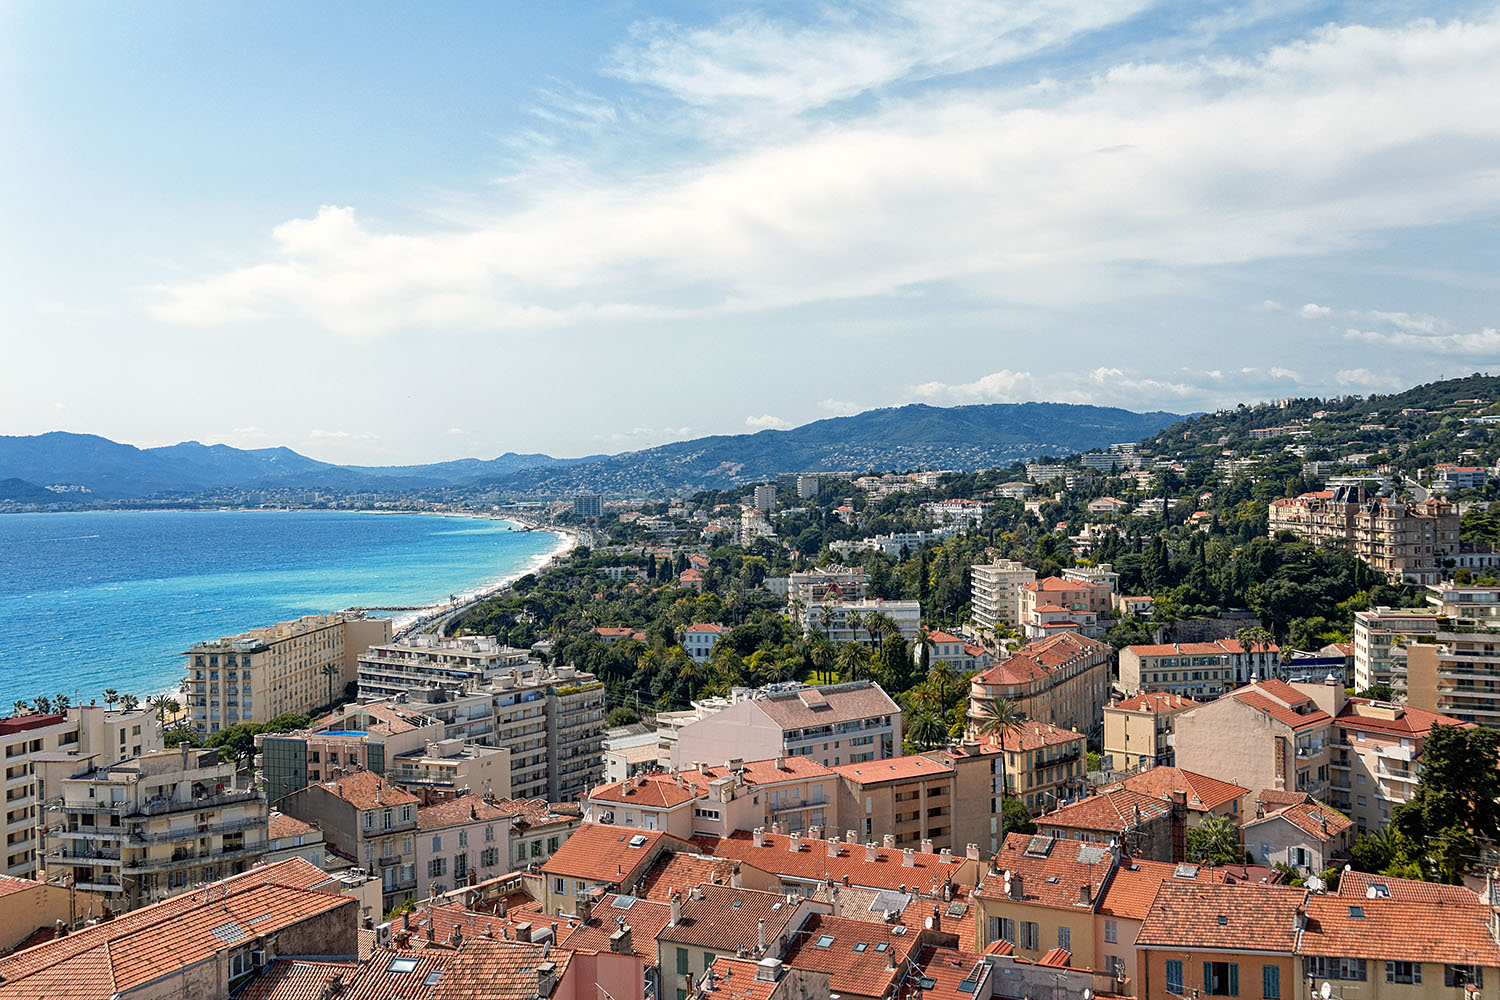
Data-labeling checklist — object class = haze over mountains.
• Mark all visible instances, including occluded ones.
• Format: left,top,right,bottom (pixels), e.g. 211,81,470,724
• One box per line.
0,401,1182,501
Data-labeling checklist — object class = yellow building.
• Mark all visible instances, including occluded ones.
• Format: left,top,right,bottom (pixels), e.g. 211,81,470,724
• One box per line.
1102,692,1198,772
184,612,391,735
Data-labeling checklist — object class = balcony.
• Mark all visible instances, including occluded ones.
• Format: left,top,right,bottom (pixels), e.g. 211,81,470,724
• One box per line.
127,815,266,843
768,798,828,814
122,852,220,874
49,846,122,865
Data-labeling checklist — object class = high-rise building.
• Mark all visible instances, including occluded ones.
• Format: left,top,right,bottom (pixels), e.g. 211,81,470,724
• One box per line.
1352,606,1439,693
796,474,821,499
183,612,391,735
969,560,1036,630
753,483,776,512
1403,583,1500,725
573,494,604,519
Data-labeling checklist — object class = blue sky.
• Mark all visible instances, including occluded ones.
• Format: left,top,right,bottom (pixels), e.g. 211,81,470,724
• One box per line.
3,1,1498,463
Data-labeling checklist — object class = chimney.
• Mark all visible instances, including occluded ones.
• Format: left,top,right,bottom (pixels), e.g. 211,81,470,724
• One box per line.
610,925,633,953
1079,883,1092,906
402,909,412,930
731,864,743,889
755,958,784,984
537,960,558,997
966,843,980,861
775,756,786,770
846,829,858,845
902,849,916,868
669,891,683,927
940,847,953,862
883,834,896,849
753,827,765,848
866,842,878,863
576,896,593,924
788,833,802,852
828,836,841,858
757,917,767,952
920,838,933,854
1008,873,1024,899
886,947,897,971
809,826,822,841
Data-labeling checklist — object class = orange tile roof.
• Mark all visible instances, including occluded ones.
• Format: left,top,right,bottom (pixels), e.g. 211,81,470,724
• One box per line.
1123,639,1280,658
980,719,1085,753
492,797,577,832
1301,894,1500,965
541,824,690,885
1337,870,1482,905
659,885,801,954
318,770,420,809
0,874,41,899
908,946,989,1000
1036,947,1072,967
1245,801,1351,843
0,859,353,1000
685,623,729,634
975,834,1113,911
1039,788,1170,835
1135,881,1307,952
559,892,672,958
430,937,573,1000
1228,686,1331,731
700,957,780,1000
1112,692,1198,714
1096,859,1274,921
692,830,971,896
633,852,738,903
680,756,835,786
974,632,1109,687
1113,767,1248,813
926,631,963,644
780,913,915,998
268,810,319,841
830,755,954,784
588,774,702,809
418,796,519,831
1336,698,1473,736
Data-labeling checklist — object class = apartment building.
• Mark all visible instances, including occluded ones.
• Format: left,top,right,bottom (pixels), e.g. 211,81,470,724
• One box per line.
258,701,442,803
1353,607,1439,693
1118,638,1281,699
4,703,161,880
786,566,870,608
278,771,419,912
505,797,582,869
1102,692,1199,771
969,560,1036,631
981,720,1088,816
1331,698,1470,834
797,598,922,646
414,794,517,899
671,682,901,770
1173,679,1337,802
682,623,729,663
45,747,268,910
1267,487,1460,584
1017,577,1112,639
967,632,1112,737
184,612,390,735
586,757,836,839
1403,583,1500,725
357,635,605,802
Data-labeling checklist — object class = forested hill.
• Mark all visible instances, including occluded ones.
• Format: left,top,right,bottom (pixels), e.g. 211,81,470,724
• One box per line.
1134,373,1500,470
479,402,1183,495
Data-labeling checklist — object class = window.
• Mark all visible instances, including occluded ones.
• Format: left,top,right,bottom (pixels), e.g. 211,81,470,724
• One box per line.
481,847,499,866
432,836,443,852
1105,956,1125,978
531,842,542,858
1445,966,1482,988
1262,965,1280,999
1304,958,1365,982
703,952,716,970
1019,921,1039,951
547,836,559,853
459,830,468,847
1057,926,1071,952
990,917,1015,944
485,825,495,843
677,948,690,975
1203,961,1239,996
1386,962,1420,985
553,877,565,893
1104,919,1117,943
1166,960,1184,995
429,858,447,878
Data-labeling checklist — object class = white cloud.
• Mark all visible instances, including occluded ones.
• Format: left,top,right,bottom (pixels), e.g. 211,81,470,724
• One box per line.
148,14,1500,337
1335,368,1404,390
911,366,1199,407
446,427,467,436
309,428,378,442
745,413,791,430
1269,367,1300,380
818,397,863,416
1298,302,1332,318
1346,325,1500,354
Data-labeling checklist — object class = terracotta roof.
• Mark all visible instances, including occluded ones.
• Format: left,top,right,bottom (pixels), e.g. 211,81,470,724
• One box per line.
317,770,420,809
0,874,42,899
1336,698,1472,736
974,834,1113,911
559,892,671,958
974,633,1109,687
1231,691,1331,731
1033,604,1073,614
1113,767,1248,813
780,913,914,998
429,937,572,1000
1244,801,1351,843
1036,947,1072,967
692,830,971,896
492,798,578,832
633,852,738,903
830,756,954,784
1135,881,1307,952
680,756,835,786
909,946,989,1000
980,720,1085,753
659,885,801,953
269,810,319,841
926,631,963,644
1039,788,1170,835
588,774,702,809
1112,693,1198,714
1123,639,1279,658
1095,859,1273,921
1301,894,1500,966
541,824,690,885
1337,870,1482,905
418,796,520,831
751,683,900,730
700,957,780,1000
0,859,353,1000
1022,577,1106,593
685,623,729,634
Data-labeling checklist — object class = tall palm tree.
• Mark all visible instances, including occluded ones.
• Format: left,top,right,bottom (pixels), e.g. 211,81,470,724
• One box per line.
148,694,178,731
118,694,138,712
10,701,29,718
320,662,342,708
809,636,834,685
908,709,946,751
818,603,837,640
845,610,865,646
32,695,52,714
103,689,119,710
916,626,936,672
835,641,868,684
975,698,1025,842
53,694,70,712
1186,812,1242,865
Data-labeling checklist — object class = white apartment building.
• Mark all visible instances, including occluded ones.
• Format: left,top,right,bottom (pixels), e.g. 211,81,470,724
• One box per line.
670,681,902,770
970,560,1036,631
753,484,776,512
682,623,729,663
828,528,957,559
415,795,516,899
1352,607,1439,693
796,475,821,499
184,612,391,735
786,566,870,609
798,598,921,646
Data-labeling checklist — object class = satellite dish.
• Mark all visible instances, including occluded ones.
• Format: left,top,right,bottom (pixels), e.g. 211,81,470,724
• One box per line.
1083,991,1092,1000
1321,982,1333,1000
1343,864,1352,872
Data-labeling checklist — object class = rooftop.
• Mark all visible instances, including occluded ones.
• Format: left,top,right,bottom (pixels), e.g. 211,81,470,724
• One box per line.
1135,881,1307,953
315,771,420,810
780,913,914,999
559,892,672,959
1039,788,1170,834
829,755,953,784
633,852,738,903
418,796,522,831
975,834,1113,911
541,824,689,884
659,884,801,953
1111,692,1199,714
692,830,970,896
1111,767,1248,813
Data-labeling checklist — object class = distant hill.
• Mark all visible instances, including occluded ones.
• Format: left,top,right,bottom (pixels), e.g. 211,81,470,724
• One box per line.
478,402,1185,495
0,402,1182,501
0,478,55,504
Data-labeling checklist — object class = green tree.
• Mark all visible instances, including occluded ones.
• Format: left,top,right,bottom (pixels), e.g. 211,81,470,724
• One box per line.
1002,796,1036,837
1186,813,1243,865
103,689,119,710
607,706,641,727
10,701,28,717
320,662,342,708
118,694,139,712
975,698,1024,844
907,709,947,751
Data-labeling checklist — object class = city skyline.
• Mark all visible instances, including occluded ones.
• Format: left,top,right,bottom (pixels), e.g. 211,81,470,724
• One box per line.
4,1,1498,463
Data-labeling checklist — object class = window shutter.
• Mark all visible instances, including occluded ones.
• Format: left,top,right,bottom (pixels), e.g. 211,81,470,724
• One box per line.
1228,962,1239,996
1205,963,1213,993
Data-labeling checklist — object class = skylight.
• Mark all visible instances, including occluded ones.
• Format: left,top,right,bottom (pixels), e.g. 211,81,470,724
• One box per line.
388,958,419,974
875,943,889,952
919,978,937,990
854,943,868,953
424,970,443,986
816,935,835,948
1348,905,1365,918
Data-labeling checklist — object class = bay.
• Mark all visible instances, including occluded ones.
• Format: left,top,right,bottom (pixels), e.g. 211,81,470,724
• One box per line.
0,510,564,709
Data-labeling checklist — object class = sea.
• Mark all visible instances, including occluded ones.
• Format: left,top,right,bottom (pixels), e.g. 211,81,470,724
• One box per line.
0,510,565,709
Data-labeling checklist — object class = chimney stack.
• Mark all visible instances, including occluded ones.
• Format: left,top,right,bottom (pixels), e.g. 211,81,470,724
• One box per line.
576,896,593,924
788,833,801,852
757,918,767,953
828,836,841,858
1008,873,1024,899
866,842,878,863
883,834,896,849
755,958,784,984
669,891,683,927
966,843,980,861
902,849,916,868
1079,883,1092,906
731,864,742,889
920,838,933,855
752,827,765,848
609,925,633,953
537,961,557,997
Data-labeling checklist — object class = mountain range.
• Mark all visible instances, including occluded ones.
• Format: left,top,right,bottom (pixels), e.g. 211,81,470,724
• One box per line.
0,401,1183,501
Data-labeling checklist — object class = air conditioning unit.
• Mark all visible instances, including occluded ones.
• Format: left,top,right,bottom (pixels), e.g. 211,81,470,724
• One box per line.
375,921,394,947
251,949,266,967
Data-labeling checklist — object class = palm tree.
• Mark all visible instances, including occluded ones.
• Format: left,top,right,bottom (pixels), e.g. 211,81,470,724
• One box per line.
908,709,946,751
53,694,70,712
1235,626,1276,682
975,698,1025,843
103,689,119,710
808,636,834,685
818,603,836,640
916,626,935,672
864,612,899,647
10,701,28,718
118,694,138,712
148,694,178,731
845,610,865,646
835,641,868,684
320,662,342,708
1186,812,1243,865
32,695,51,714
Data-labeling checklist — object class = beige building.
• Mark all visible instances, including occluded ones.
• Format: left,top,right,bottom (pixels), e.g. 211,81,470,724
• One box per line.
505,797,582,869
1102,692,1198,771
1267,488,1459,584
1403,583,1500,726
0,873,113,951
672,682,901,771
982,720,1088,816
277,770,418,912
4,704,161,880
1117,638,1281,698
1352,607,1438,693
44,747,268,910
184,611,390,735
967,632,1112,737
1172,679,1337,801
1331,697,1470,835
414,794,517,899
969,560,1036,631
1242,792,1353,875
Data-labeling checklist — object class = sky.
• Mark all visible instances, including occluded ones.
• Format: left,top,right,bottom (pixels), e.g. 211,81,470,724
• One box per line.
2,1,1499,465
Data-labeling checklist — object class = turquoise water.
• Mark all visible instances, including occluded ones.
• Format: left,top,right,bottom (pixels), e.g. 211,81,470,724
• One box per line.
0,510,562,708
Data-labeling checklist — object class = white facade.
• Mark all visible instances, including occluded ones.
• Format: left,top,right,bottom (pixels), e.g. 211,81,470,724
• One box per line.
970,560,1036,631
799,599,921,646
